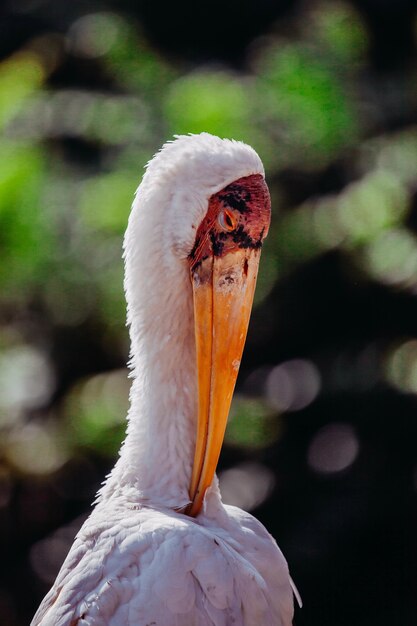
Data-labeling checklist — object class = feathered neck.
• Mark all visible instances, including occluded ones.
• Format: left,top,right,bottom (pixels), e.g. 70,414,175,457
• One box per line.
99,133,264,509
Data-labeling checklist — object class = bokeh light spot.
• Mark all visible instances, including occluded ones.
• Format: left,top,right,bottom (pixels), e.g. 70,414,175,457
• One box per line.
312,196,346,249
385,339,417,393
226,396,281,449
363,228,417,287
0,51,45,130
0,345,55,425
337,170,408,245
66,369,129,455
6,422,68,475
312,1,368,61
307,423,359,474
68,13,121,58
219,462,275,511
266,359,321,412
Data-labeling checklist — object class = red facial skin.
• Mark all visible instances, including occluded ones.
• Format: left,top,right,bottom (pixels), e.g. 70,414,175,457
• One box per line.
189,174,271,271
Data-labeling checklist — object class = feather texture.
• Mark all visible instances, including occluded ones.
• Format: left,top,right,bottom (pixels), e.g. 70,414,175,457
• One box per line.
32,499,293,626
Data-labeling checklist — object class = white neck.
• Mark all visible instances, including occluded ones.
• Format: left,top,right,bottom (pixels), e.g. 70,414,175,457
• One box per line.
98,133,265,510
101,249,200,509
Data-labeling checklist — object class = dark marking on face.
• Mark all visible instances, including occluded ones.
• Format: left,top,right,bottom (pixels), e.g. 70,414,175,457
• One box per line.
189,233,202,261
231,224,262,250
218,185,252,214
210,231,224,256
243,258,249,276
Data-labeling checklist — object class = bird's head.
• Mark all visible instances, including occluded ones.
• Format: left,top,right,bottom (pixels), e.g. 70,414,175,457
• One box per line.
125,133,271,515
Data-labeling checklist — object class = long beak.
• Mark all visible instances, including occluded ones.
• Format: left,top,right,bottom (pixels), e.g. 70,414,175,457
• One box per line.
186,248,261,517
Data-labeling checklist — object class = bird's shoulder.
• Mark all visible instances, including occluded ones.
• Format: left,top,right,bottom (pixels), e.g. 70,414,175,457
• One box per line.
203,503,294,620
31,503,192,625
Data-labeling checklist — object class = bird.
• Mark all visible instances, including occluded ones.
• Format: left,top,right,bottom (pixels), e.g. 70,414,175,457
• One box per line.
32,133,297,626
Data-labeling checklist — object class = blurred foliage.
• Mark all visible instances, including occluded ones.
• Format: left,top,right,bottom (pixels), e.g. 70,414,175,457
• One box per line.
225,395,281,449
64,369,128,456
1,0,417,624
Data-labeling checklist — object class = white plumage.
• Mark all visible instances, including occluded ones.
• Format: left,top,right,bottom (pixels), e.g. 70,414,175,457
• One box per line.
32,133,295,626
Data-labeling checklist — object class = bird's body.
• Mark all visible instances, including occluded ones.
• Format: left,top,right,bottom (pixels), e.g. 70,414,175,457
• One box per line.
32,133,295,626
33,497,292,625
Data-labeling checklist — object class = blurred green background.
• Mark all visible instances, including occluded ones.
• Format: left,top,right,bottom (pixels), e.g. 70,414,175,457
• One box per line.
1,0,417,624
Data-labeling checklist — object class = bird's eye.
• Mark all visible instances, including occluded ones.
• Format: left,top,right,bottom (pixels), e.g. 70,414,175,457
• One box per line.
217,209,237,232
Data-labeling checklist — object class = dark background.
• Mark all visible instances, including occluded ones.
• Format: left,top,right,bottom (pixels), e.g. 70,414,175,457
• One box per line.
0,0,416,624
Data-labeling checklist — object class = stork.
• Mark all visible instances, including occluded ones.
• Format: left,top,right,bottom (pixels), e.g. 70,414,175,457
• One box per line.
32,133,296,626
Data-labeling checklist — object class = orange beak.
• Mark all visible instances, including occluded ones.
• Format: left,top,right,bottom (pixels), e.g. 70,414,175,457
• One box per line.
186,248,261,517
